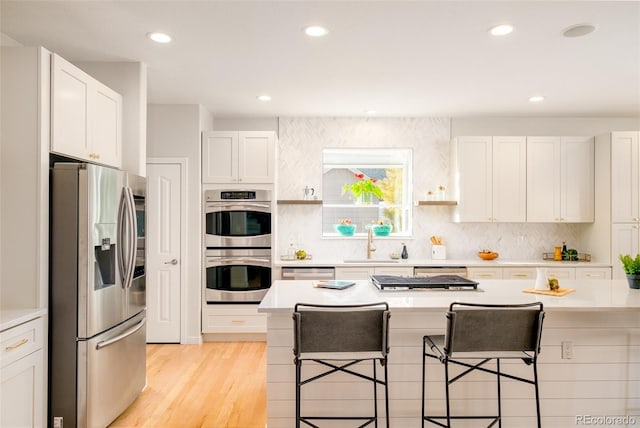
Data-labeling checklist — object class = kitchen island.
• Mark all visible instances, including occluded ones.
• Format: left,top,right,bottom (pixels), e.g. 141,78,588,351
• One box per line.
258,279,640,427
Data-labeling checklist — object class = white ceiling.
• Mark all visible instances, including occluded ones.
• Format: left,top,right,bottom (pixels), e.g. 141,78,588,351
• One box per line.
1,1,639,118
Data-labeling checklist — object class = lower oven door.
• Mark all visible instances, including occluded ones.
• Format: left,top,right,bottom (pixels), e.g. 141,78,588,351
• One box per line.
205,249,272,303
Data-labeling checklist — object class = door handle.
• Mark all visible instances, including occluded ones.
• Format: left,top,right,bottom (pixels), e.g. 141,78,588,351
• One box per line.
164,259,178,265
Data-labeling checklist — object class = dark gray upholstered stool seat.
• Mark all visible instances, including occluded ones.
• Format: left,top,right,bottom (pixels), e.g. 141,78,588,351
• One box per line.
422,302,545,428
293,302,391,428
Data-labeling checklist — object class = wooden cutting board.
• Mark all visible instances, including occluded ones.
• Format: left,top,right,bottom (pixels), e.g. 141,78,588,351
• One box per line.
522,287,575,297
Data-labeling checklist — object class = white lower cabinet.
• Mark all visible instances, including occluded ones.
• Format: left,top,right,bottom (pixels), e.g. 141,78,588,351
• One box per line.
335,266,413,280
470,266,609,281
201,304,266,333
0,317,45,428
576,267,611,280
545,267,575,280
467,267,503,280
502,267,537,279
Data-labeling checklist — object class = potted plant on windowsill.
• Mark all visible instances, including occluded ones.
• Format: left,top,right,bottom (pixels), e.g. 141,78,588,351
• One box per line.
342,172,383,204
371,220,392,237
618,254,640,289
334,219,356,236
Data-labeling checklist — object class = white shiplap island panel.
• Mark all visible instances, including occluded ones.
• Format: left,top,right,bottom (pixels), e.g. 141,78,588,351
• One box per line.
258,280,640,427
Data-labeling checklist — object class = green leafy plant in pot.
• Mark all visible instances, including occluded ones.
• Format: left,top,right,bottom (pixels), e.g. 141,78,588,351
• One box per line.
618,254,640,289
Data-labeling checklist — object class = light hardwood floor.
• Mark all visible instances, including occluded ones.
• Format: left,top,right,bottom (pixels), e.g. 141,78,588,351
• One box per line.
110,342,267,428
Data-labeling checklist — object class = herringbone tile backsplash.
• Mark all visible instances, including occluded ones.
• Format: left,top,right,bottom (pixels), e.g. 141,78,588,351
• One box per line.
276,117,583,261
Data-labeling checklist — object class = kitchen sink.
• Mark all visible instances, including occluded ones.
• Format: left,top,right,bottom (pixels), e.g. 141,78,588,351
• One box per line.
343,259,400,264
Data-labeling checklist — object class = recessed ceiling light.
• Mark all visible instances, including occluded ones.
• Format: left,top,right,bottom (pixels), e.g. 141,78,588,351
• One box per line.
563,23,597,38
529,96,545,103
257,95,272,102
489,24,514,36
147,32,172,43
304,25,329,37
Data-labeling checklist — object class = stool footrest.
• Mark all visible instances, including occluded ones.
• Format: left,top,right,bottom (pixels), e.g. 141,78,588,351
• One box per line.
424,415,499,428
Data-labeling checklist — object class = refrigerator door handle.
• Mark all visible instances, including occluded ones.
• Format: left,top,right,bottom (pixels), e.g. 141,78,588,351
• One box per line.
95,318,146,350
125,187,137,289
117,188,129,285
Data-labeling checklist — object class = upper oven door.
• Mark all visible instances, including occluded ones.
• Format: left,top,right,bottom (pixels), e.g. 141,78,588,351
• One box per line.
204,201,272,248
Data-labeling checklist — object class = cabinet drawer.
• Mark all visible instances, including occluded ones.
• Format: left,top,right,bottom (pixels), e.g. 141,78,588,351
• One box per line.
202,304,266,333
502,267,536,279
467,267,503,279
576,268,611,280
374,267,413,276
0,318,43,368
546,268,575,280
202,314,267,333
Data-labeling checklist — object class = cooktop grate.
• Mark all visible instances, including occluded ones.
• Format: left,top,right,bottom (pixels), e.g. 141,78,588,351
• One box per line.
370,275,479,290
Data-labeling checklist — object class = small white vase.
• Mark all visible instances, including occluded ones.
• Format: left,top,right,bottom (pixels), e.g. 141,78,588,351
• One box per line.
534,267,549,290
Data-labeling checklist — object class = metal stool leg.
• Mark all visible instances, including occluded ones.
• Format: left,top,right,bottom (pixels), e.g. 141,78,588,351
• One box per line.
422,340,426,428
534,360,542,428
444,359,451,428
373,359,378,428
295,359,301,428
384,360,390,428
497,358,502,428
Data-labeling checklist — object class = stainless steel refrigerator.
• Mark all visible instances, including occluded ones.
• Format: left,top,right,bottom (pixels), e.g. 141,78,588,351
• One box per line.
49,163,146,428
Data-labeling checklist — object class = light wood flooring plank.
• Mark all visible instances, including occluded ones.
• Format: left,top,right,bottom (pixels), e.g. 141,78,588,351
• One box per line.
110,342,267,428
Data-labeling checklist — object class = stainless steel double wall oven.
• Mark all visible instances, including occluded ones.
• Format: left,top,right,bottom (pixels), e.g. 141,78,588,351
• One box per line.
204,189,272,303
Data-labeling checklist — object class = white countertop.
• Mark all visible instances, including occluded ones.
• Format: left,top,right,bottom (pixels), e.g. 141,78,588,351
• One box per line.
258,279,640,313
0,308,47,332
275,258,611,268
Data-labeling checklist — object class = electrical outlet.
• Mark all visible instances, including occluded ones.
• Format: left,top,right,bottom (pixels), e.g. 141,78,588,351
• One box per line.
561,341,573,359
53,417,63,428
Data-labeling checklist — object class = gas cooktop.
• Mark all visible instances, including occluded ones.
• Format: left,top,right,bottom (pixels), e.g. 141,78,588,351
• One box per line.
370,275,479,291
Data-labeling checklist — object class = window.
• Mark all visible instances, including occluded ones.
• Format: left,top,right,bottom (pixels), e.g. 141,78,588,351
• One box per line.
322,148,412,237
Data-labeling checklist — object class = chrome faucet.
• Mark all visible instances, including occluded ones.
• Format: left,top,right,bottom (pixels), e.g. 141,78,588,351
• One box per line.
367,227,376,259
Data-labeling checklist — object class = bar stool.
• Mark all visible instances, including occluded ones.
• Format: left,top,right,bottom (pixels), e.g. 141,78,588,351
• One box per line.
422,301,545,428
292,302,391,428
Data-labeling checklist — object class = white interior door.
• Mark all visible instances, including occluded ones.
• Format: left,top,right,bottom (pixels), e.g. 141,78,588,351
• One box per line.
146,163,182,342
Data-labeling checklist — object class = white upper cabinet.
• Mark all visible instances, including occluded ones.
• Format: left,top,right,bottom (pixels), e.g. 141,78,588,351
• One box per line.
611,132,639,223
527,136,594,223
202,131,275,183
453,136,526,222
51,54,122,168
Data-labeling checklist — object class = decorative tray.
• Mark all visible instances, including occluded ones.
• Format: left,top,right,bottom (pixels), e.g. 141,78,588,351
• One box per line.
542,253,591,262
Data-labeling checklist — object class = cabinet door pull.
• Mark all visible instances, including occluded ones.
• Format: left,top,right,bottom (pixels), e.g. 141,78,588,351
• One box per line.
513,274,528,278
5,338,28,351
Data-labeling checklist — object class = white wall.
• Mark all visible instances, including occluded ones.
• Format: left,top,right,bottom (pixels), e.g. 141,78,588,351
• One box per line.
77,61,148,177
147,104,212,344
275,117,621,262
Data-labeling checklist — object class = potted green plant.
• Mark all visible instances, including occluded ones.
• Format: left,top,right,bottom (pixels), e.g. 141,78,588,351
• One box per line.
334,218,356,236
618,254,640,289
371,220,392,237
342,172,383,204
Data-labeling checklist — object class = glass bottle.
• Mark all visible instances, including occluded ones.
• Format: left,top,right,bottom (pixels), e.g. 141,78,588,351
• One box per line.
401,243,408,259
561,242,567,260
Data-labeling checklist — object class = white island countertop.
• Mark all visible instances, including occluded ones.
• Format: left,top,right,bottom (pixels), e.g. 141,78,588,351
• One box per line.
258,279,640,313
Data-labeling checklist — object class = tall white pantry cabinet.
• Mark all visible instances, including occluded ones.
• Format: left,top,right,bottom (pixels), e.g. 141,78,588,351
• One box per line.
1,46,50,428
610,131,640,279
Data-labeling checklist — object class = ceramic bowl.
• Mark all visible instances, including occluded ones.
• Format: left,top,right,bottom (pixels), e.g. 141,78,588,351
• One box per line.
477,251,499,260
